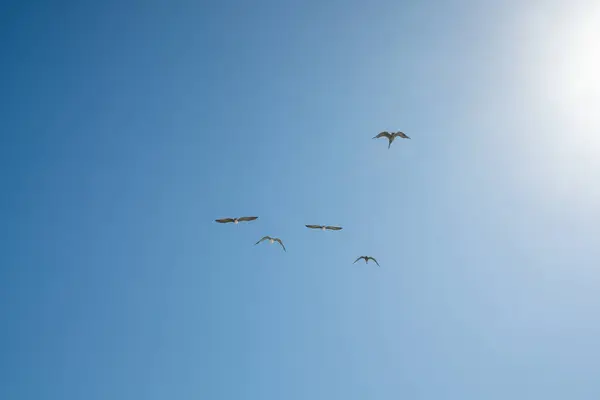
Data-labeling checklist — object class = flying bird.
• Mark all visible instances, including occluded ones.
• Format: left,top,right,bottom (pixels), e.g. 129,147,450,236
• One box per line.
353,256,380,266
215,216,258,224
373,131,411,149
305,224,343,231
255,236,286,251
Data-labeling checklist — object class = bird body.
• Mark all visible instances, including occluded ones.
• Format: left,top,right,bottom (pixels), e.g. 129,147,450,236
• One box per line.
215,216,258,224
255,236,286,251
353,256,380,266
373,131,411,148
305,224,343,231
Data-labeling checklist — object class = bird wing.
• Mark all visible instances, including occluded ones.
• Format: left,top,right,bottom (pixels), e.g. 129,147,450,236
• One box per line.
394,131,410,139
238,216,258,222
255,236,271,245
325,226,342,230
367,257,380,266
373,131,392,139
353,256,365,264
274,238,286,251
305,225,322,229
215,218,234,223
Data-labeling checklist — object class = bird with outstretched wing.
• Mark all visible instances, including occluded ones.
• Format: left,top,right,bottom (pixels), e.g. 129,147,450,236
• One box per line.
255,236,286,251
215,216,258,224
353,256,380,266
305,224,343,231
373,131,411,148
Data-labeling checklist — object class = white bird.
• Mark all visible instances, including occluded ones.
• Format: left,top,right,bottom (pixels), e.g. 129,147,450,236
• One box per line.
373,131,411,149
215,216,258,224
353,256,380,266
305,224,343,231
255,236,286,251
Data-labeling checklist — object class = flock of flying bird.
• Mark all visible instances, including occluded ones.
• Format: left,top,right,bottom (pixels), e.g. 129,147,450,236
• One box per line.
214,130,412,267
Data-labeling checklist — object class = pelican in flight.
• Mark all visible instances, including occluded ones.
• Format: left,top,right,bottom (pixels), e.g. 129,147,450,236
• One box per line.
354,256,380,266
305,224,343,231
373,131,411,149
215,216,258,224
255,236,286,251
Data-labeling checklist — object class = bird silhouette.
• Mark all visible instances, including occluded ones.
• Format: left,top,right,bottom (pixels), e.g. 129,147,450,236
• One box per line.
373,131,411,149
305,224,342,231
215,216,258,224
353,256,380,266
255,236,286,251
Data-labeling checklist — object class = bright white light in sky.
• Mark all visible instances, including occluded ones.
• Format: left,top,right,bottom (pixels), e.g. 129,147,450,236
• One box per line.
515,1,600,207
550,4,600,127
524,1,600,130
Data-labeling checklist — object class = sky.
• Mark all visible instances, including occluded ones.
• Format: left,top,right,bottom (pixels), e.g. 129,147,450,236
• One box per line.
1,0,599,399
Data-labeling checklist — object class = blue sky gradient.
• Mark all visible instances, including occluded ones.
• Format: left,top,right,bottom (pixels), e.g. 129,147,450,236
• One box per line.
1,0,599,399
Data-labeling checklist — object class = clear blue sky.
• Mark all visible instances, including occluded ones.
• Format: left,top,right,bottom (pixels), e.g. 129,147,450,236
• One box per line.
1,0,599,399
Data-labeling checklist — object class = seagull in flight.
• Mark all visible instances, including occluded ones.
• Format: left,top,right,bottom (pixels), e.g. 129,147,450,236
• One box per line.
215,216,258,224
305,224,343,231
353,256,380,266
373,131,411,149
255,236,286,251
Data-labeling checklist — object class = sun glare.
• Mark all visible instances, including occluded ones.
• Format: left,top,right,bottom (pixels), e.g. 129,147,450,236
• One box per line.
554,5,600,127
526,2,600,129
515,2,600,205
